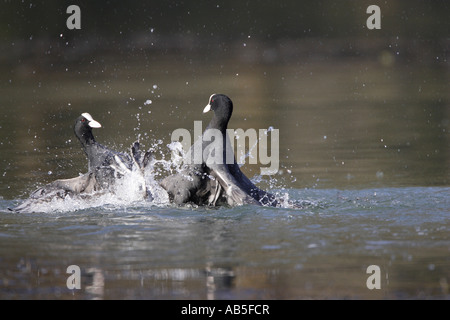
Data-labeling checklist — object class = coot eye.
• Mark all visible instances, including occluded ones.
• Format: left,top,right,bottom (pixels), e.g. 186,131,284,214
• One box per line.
81,118,86,122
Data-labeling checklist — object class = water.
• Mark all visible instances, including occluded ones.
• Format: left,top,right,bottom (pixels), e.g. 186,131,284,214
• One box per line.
0,56,449,299
0,187,448,299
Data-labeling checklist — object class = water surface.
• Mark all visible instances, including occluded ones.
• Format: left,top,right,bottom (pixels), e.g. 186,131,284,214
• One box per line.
1,187,449,299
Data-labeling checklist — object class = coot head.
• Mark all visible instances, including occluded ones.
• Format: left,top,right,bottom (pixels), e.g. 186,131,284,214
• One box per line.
203,94,233,131
74,112,102,145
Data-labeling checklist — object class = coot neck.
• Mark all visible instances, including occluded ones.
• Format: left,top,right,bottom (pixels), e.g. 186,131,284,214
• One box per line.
206,114,230,133
77,130,96,151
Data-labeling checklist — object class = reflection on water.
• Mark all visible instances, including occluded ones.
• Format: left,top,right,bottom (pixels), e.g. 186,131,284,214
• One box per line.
0,187,449,299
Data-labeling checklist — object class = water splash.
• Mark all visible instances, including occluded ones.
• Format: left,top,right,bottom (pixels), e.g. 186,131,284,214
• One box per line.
12,120,305,212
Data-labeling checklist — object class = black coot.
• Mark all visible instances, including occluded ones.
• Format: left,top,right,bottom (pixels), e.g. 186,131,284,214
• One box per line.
161,94,278,207
10,113,151,212
74,112,152,187
74,113,131,173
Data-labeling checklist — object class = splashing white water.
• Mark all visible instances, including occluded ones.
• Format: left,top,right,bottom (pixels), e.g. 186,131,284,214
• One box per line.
14,160,171,214
14,120,303,212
